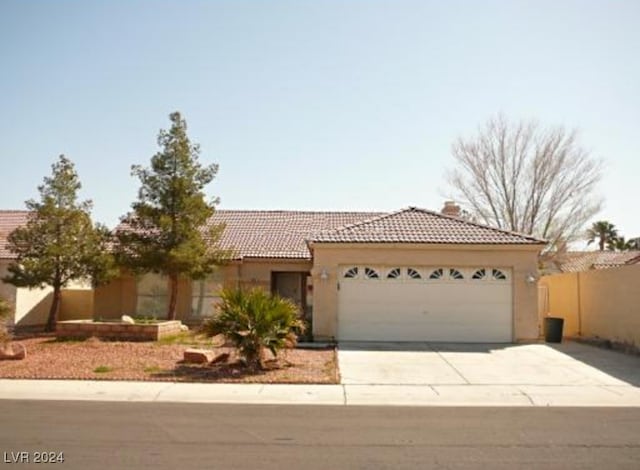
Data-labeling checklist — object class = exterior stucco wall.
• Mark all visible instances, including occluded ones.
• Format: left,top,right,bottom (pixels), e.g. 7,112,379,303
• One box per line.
92,260,313,320
2,260,56,327
14,286,53,326
540,265,640,345
310,243,542,342
94,274,137,320
59,289,94,321
538,272,580,336
2,259,96,326
237,259,312,291
0,261,17,324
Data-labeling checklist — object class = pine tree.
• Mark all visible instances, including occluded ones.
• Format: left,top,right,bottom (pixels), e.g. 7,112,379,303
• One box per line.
117,112,229,320
3,156,116,331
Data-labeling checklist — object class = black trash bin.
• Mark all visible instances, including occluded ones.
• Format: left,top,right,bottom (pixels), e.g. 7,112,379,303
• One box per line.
544,317,564,343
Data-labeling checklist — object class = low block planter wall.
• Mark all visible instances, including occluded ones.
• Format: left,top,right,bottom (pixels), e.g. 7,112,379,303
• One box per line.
56,320,182,341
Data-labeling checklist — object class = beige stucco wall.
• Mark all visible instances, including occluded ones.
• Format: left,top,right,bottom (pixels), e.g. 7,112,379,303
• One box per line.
237,259,312,291
310,243,542,342
14,285,54,326
0,261,17,323
59,289,94,321
1,260,96,326
92,259,313,320
94,274,137,320
540,264,640,346
538,272,580,336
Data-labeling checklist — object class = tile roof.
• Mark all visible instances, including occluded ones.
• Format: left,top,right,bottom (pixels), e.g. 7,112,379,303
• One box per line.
308,207,547,245
209,210,384,259
555,250,640,273
0,210,31,259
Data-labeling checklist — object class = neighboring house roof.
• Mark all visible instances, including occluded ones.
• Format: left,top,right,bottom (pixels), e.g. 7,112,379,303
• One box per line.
308,207,546,245
210,210,383,259
553,250,640,273
0,210,30,260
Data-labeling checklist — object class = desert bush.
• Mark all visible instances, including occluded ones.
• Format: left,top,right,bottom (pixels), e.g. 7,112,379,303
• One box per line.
203,288,305,369
0,297,11,345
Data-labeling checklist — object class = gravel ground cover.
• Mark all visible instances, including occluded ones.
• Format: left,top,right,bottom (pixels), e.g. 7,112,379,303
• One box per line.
0,333,339,384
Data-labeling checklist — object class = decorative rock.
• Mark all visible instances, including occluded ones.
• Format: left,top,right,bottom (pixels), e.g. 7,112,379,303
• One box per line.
183,348,215,364
0,343,26,360
211,352,230,364
180,324,189,332
121,315,135,325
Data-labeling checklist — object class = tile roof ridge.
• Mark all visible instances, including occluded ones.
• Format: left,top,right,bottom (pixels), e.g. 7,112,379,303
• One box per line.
625,253,640,264
408,206,547,243
309,208,403,236
213,209,384,215
0,209,30,214
310,205,547,244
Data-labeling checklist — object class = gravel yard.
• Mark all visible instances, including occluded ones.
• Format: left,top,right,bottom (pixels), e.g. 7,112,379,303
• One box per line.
0,334,339,384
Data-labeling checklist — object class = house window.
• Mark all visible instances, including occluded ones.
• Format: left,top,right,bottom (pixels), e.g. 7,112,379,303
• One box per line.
429,268,444,280
449,268,464,280
407,268,422,279
344,267,359,279
136,274,168,318
191,270,224,317
492,269,507,280
364,267,380,279
472,268,486,280
387,268,402,279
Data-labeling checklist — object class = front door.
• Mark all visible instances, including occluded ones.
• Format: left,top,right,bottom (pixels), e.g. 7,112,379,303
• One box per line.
272,272,305,308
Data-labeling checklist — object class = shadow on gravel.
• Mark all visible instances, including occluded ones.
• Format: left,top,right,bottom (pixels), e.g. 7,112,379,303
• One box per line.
149,360,286,382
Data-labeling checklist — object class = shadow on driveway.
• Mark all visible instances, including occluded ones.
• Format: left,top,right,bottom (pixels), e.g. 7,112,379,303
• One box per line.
545,341,640,387
338,340,640,387
338,341,511,353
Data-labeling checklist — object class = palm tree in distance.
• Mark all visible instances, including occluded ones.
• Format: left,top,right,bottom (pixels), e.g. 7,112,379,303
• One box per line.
608,236,635,252
586,221,618,251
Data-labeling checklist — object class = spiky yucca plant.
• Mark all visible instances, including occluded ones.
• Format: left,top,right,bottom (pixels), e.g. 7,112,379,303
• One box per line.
204,288,305,369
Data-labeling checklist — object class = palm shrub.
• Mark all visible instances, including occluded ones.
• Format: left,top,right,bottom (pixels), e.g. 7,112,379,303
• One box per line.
204,288,305,369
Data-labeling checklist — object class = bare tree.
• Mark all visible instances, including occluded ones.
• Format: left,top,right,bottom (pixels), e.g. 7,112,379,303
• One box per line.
446,114,603,248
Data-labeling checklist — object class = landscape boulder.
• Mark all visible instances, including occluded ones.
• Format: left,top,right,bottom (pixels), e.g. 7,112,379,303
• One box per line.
121,315,135,325
0,343,26,360
211,352,230,364
183,348,215,364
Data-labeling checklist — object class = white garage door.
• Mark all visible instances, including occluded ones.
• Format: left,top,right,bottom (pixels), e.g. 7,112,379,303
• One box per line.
337,266,512,342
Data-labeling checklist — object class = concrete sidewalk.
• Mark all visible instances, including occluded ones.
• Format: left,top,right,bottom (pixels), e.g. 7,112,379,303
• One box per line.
2,378,640,406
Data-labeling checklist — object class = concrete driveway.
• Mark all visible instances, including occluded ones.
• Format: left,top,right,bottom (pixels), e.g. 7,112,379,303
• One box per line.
338,341,640,406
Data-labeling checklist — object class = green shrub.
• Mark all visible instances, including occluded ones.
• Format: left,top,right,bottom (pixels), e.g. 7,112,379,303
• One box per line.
0,297,12,345
203,288,305,369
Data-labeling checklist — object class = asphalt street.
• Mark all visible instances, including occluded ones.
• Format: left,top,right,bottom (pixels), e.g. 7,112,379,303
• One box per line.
1,400,639,469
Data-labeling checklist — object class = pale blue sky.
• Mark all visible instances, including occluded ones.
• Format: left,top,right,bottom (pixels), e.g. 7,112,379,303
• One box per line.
1,0,639,241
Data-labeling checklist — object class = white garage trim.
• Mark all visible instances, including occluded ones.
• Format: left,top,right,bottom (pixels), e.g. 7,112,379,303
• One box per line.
337,266,513,342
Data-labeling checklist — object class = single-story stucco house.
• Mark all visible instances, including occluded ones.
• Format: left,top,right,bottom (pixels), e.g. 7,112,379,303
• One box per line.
96,203,546,343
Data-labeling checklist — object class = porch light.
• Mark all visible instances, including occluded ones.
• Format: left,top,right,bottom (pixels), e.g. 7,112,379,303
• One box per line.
526,273,538,284
319,269,329,281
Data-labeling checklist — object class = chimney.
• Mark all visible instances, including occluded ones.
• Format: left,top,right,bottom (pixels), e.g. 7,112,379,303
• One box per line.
441,200,461,218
